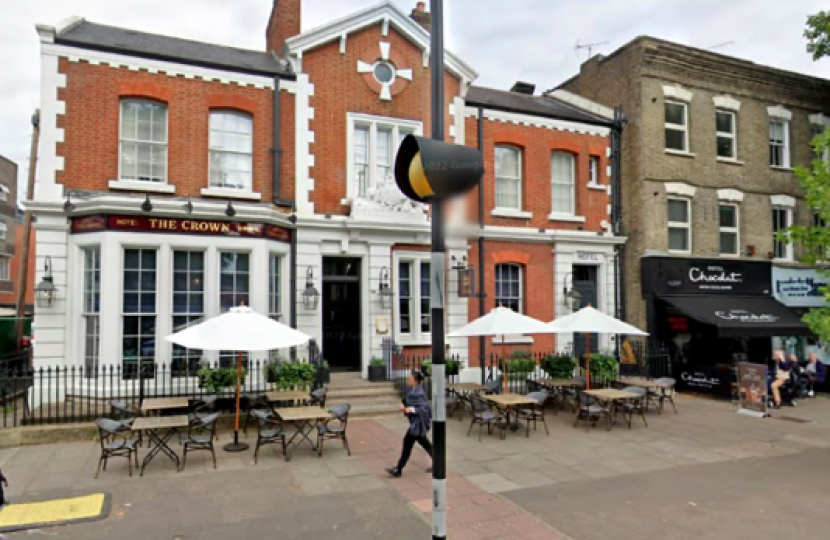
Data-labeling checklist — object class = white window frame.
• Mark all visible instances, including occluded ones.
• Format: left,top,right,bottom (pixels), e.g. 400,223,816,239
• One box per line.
588,155,600,186
664,100,689,153
769,119,790,169
495,145,523,211
118,99,169,183
171,250,205,377
0,222,6,241
0,257,9,281
0,185,8,203
810,122,829,161
268,254,282,322
667,197,692,254
82,247,101,375
394,253,432,345
715,109,737,160
218,251,251,367
121,247,158,378
718,204,740,257
551,151,576,216
772,207,793,261
495,263,523,314
208,110,254,191
346,113,422,201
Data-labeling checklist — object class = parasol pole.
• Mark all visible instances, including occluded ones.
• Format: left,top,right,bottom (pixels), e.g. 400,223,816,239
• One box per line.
502,334,508,394
585,332,591,390
223,308,249,452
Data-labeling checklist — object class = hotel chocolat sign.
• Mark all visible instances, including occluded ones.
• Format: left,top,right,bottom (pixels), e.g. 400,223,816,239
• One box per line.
642,257,771,296
71,215,291,242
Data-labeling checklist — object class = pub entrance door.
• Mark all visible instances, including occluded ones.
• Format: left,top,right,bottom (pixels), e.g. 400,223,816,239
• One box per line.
322,258,362,371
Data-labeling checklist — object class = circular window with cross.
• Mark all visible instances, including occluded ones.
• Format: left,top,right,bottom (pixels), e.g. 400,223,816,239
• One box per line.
357,41,413,101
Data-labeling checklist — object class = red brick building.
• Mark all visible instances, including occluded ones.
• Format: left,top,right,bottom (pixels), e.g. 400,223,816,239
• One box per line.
29,1,624,383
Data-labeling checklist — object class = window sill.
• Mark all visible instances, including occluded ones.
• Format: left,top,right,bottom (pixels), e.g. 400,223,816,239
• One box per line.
491,335,534,345
491,208,532,219
773,257,795,264
717,157,744,166
200,188,262,201
668,249,692,256
109,180,176,194
397,336,432,347
547,213,586,223
770,166,794,172
664,149,696,158
587,183,608,192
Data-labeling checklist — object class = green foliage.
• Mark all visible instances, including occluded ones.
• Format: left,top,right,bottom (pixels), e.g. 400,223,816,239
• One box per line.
198,367,247,395
541,354,576,378
369,357,385,368
510,349,532,360
505,357,536,374
805,11,830,61
446,358,464,374
265,361,317,390
420,360,432,377
588,353,619,383
784,129,830,341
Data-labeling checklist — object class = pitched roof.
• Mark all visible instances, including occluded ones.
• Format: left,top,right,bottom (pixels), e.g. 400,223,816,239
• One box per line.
55,19,293,78
466,86,613,127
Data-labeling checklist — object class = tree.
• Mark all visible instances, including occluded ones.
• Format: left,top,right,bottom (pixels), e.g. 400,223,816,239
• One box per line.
785,130,830,341
805,11,830,61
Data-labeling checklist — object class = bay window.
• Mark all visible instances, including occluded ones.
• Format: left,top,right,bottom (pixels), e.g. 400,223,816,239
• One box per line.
219,252,250,367
122,248,157,379
171,251,204,377
83,247,101,376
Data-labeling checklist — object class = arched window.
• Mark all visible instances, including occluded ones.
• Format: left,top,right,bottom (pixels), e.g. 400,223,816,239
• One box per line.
495,146,522,210
551,152,575,215
119,99,168,182
209,110,253,190
495,263,522,313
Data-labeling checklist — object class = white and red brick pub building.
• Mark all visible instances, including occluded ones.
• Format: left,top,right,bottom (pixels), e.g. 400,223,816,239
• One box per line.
29,1,624,384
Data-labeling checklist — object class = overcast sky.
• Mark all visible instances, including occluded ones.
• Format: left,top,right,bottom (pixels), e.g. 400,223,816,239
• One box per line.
1,0,827,197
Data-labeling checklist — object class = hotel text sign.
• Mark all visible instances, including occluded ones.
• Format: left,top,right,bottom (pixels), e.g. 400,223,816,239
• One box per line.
72,215,291,242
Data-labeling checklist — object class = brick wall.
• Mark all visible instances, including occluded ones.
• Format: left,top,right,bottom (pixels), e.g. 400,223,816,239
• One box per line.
303,22,461,215
0,225,35,308
56,58,296,203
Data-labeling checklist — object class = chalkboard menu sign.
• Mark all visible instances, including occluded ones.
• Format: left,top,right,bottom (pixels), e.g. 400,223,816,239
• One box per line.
737,362,768,416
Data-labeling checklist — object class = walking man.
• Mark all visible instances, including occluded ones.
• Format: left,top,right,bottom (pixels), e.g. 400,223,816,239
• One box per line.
387,370,433,477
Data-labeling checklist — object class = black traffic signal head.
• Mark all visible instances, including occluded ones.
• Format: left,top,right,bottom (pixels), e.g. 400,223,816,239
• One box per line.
394,135,484,203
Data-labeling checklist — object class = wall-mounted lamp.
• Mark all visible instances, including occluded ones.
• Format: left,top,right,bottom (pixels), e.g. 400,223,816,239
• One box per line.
141,194,153,212
562,273,582,312
35,256,57,308
451,255,475,298
303,267,320,310
377,266,394,309
183,198,194,214
63,193,76,213
225,201,236,218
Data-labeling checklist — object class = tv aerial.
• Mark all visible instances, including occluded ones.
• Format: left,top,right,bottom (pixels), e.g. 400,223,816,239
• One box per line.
575,39,609,59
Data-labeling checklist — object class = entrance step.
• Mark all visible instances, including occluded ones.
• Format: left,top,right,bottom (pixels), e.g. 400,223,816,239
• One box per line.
325,372,400,417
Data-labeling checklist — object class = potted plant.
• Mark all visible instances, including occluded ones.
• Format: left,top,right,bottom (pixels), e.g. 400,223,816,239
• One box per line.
445,358,464,376
542,354,576,379
368,357,387,382
419,359,432,377
197,366,247,395
588,353,619,386
505,357,536,375
266,361,317,390
316,360,331,385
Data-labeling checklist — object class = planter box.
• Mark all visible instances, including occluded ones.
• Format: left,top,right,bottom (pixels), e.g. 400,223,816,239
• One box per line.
368,365,387,382
316,367,331,385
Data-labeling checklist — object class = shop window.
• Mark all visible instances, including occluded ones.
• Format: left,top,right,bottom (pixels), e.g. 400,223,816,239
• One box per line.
716,110,737,159
171,251,204,377
348,113,421,199
397,258,431,341
122,248,157,379
551,152,576,215
119,100,168,183
83,247,101,376
772,207,793,260
769,120,790,168
219,252,250,367
495,146,523,210
667,198,691,253
495,263,522,313
209,110,253,190
665,101,688,152
719,204,739,256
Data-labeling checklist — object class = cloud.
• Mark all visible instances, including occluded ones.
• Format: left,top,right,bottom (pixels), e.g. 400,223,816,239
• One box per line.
1,0,826,197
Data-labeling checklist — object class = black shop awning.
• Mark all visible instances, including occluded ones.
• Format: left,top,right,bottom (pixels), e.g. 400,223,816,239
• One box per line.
660,295,811,337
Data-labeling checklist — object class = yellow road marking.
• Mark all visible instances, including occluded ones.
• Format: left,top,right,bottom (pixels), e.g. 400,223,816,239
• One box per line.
0,493,106,529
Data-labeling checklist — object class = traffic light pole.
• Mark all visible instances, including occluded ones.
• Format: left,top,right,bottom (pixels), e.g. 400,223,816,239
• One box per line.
429,2,447,539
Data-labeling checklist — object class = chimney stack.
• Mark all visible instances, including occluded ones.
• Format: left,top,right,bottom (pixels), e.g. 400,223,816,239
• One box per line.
410,2,430,32
266,0,302,56
510,81,536,95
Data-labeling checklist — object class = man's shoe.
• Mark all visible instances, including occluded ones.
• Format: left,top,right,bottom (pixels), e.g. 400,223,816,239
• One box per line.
386,467,402,478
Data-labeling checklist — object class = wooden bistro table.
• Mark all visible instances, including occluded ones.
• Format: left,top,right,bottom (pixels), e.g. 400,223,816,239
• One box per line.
132,415,189,476
582,388,641,428
618,377,663,390
266,390,310,405
140,397,190,416
484,394,538,433
275,406,330,461
534,378,581,411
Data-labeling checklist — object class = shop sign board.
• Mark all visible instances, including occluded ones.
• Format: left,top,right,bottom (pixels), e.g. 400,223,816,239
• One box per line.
737,362,768,416
642,257,771,296
71,215,292,242
772,266,829,308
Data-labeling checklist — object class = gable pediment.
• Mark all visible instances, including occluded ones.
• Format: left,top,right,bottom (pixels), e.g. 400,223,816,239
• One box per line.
285,1,477,82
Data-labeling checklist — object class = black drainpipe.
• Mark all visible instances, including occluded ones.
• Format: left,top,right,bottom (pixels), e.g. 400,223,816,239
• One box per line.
611,106,626,358
289,214,298,360
272,76,294,208
477,106,486,385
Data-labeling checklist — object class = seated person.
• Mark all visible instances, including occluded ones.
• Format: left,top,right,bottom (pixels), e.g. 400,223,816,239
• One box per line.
804,352,826,397
770,350,796,409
